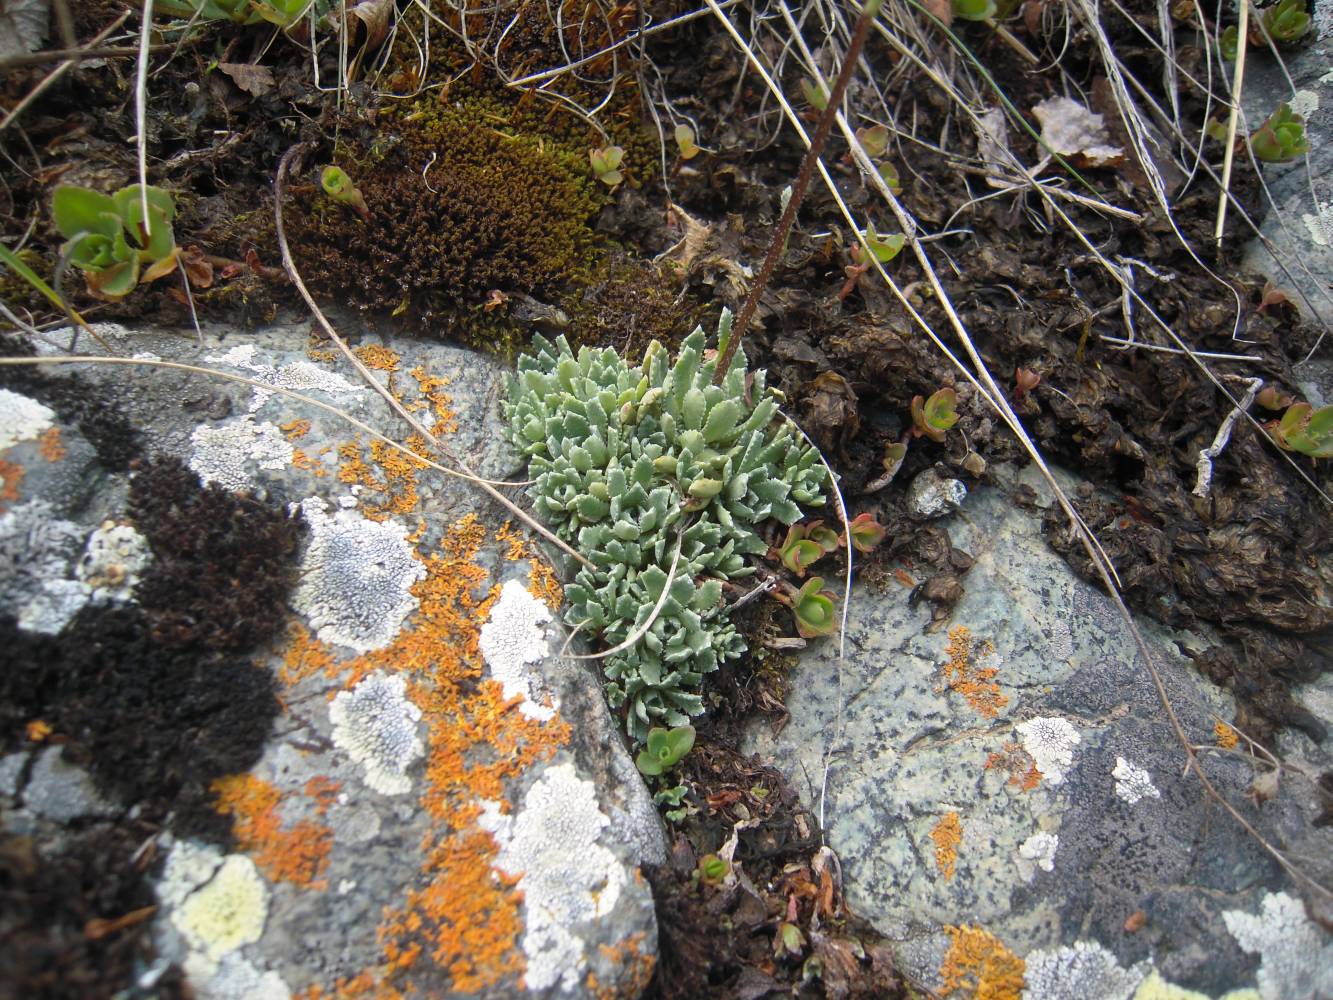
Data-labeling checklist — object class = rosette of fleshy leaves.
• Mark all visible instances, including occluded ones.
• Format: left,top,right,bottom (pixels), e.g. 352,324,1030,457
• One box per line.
52,184,178,300
505,310,827,740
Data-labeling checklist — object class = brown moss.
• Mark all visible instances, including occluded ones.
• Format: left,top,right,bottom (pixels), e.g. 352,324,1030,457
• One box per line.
284,101,605,328
938,925,1025,1000
566,256,706,359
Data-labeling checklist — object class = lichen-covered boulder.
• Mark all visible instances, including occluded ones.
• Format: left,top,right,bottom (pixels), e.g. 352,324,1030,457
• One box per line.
744,467,1332,1000
1,320,664,998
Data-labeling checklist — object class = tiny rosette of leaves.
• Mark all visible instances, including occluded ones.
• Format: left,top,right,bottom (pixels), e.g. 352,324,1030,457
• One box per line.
779,523,827,577
589,145,625,187
321,165,370,219
1251,104,1310,162
912,387,960,442
635,725,695,777
1272,403,1333,458
52,184,177,300
1261,0,1311,41
843,512,887,553
789,576,838,638
504,316,828,740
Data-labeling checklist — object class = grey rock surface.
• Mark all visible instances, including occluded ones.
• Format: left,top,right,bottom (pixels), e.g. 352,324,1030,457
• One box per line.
1241,4,1333,332
5,321,663,999
744,468,1332,998
21,747,118,822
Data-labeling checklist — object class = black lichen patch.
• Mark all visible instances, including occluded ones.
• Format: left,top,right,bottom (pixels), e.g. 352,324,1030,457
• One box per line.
0,457,302,839
128,457,303,652
0,334,141,472
0,823,187,1000
284,100,606,329
0,606,278,844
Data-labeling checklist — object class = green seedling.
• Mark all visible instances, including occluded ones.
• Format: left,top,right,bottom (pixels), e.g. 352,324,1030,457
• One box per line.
841,512,887,553
1271,402,1333,458
855,124,890,158
877,161,903,195
674,124,700,160
777,522,830,576
881,441,908,481
52,184,178,301
321,165,371,221
1251,103,1309,162
911,387,960,442
801,79,830,112
635,724,696,777
776,921,805,956
1219,25,1240,60
695,854,729,885
858,225,905,265
1261,0,1311,41
952,0,997,20
1204,117,1231,143
805,520,841,554
589,145,625,187
779,576,838,638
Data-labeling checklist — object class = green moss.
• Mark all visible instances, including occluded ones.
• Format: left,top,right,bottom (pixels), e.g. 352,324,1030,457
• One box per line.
284,99,607,331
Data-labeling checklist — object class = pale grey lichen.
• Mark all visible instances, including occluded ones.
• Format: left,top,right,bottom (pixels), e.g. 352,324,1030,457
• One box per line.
329,671,424,795
1017,831,1059,876
0,500,91,633
1016,716,1081,786
479,762,627,992
202,954,289,1000
290,497,426,651
505,316,827,740
206,343,363,411
1222,892,1333,1000
1112,756,1160,805
1023,940,1149,1000
0,387,55,450
77,520,152,599
170,853,269,979
478,580,558,721
188,416,293,491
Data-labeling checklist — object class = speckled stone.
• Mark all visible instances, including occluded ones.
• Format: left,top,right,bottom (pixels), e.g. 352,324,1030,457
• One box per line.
744,469,1332,997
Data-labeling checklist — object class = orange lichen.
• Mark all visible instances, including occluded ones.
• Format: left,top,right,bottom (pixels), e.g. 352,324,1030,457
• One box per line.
984,743,1042,791
305,776,343,816
294,971,405,1000
291,448,327,475
1215,721,1239,749
380,824,526,990
284,512,570,993
281,622,342,687
588,932,656,999
282,419,312,440
930,812,963,881
494,521,564,609
938,924,1025,1000
406,366,458,432
212,772,334,888
336,434,432,519
941,626,1008,718
37,427,66,462
25,719,52,742
355,344,403,371
0,458,24,509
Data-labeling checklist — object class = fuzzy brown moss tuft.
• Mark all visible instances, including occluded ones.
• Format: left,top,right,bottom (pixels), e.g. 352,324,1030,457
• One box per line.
284,100,606,329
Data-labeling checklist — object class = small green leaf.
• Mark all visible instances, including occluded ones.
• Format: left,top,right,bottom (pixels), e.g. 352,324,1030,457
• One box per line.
52,186,118,240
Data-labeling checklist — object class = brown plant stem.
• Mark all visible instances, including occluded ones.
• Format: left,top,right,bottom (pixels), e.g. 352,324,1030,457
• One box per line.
711,0,881,384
